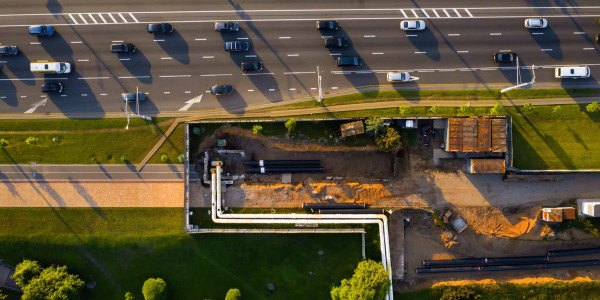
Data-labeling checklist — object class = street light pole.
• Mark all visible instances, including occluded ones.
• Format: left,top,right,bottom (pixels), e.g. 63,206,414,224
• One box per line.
317,65,323,102
501,62,536,94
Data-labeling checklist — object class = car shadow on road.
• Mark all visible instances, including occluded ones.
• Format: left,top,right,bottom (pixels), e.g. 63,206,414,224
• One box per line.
157,30,190,65
217,89,248,116
337,48,379,96
407,28,440,61
0,72,18,107
530,26,562,60
45,69,105,117
499,58,533,85
46,0,62,16
6,51,35,86
391,80,422,103
119,49,152,83
40,31,73,61
561,75,600,97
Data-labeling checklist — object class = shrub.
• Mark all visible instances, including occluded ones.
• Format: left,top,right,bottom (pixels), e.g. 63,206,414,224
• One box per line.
440,286,481,300
120,155,129,163
552,105,561,114
0,290,6,300
0,138,8,147
90,155,97,163
252,125,263,135
178,154,185,163
460,104,471,113
225,288,242,300
12,259,42,288
586,101,600,113
125,292,136,300
429,106,439,114
284,118,297,132
375,127,401,153
330,260,390,300
142,278,167,300
160,154,168,162
22,265,85,300
398,105,411,116
364,117,384,136
25,136,39,145
523,103,534,113
490,103,504,115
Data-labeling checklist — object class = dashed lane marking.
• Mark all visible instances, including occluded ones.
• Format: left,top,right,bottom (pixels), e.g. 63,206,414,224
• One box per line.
490,33,502,36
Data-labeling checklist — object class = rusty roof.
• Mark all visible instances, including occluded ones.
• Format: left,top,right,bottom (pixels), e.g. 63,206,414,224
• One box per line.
340,121,365,138
446,117,507,152
468,159,506,174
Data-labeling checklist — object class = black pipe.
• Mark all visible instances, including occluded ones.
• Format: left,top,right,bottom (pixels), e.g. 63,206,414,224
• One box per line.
547,248,600,258
422,256,549,267
303,203,367,210
318,209,385,214
248,167,324,174
416,260,600,274
247,160,321,167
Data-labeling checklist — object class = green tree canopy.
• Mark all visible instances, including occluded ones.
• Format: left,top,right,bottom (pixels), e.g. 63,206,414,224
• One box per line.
490,103,504,115
142,278,167,300
22,265,84,300
330,260,390,300
364,117,384,136
252,125,263,135
225,288,242,300
586,101,600,113
125,292,137,300
12,259,42,288
375,127,401,153
284,118,297,132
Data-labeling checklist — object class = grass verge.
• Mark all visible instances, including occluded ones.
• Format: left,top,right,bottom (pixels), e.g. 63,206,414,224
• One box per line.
0,208,362,300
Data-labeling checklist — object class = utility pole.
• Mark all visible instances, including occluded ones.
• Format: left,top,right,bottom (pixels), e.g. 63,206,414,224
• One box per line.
501,62,536,93
317,65,323,102
125,86,151,130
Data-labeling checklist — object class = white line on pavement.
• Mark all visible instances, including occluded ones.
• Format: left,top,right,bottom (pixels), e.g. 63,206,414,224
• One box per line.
532,32,544,35
20,96,26,98
541,48,553,51
77,59,89,61
433,9,440,18
406,34,417,37
100,93,107,96
71,41,82,44
68,14,78,24
311,88,317,90
372,52,384,55
201,74,233,77
411,9,418,18
108,13,117,23
129,13,139,23
457,50,469,53
78,77,109,80
290,88,296,91
269,89,275,91
248,89,254,92
237,37,248,40
118,13,128,23
245,55,257,57
112,40,123,43
242,73,274,76
332,87,338,89
465,9,474,17
119,58,131,61
279,36,291,39
420,9,430,18
363,35,376,38
202,56,214,58
81,94,88,96
195,38,207,41
154,39,165,42
574,31,585,34
159,75,191,78
499,49,512,52
0,78,67,81
400,9,407,18
87,13,97,24
98,13,107,23
164,91,170,94
60,94,67,97
287,54,299,56
330,53,341,56
78,13,88,24
185,91,191,93
583,47,595,50
453,8,462,17
448,33,460,36
443,8,451,17
161,57,172,60
490,33,502,36
30,42,41,45
415,51,426,54
283,72,316,74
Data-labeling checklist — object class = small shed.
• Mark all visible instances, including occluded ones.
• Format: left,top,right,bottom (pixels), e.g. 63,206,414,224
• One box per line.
340,121,365,138
577,199,600,217
542,207,576,222
466,158,505,174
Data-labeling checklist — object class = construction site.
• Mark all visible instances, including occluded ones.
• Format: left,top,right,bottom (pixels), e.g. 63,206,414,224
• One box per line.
184,118,600,295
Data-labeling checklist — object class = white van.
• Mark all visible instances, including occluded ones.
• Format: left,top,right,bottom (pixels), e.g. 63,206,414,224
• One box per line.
387,72,411,82
554,66,589,79
30,62,71,74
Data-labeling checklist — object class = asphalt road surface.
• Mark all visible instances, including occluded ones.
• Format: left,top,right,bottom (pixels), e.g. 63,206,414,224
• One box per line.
1,1,600,117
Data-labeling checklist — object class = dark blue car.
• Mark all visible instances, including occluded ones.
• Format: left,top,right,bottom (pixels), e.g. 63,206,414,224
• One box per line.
28,25,55,36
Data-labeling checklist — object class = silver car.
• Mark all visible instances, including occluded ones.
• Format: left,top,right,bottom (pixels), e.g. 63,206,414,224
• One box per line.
400,20,426,31
524,18,547,29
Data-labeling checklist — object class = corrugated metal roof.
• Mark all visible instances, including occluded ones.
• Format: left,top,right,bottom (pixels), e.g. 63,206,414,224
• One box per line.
468,159,506,173
446,117,507,152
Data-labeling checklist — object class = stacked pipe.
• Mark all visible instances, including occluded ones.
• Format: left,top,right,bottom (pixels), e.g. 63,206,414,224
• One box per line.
416,247,600,274
247,160,323,173
302,202,382,215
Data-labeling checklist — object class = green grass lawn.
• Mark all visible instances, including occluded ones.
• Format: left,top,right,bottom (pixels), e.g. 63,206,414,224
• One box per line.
0,208,362,300
0,118,182,164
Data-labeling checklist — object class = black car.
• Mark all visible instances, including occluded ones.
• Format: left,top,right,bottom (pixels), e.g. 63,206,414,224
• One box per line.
224,41,249,52
316,20,338,30
111,43,136,53
493,52,517,63
121,92,147,102
41,83,63,93
324,37,348,48
337,56,363,67
241,61,263,72
211,85,234,95
214,22,240,32
0,45,19,56
147,23,174,34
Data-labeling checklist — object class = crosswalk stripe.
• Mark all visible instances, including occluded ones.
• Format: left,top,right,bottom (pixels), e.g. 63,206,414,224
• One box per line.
128,13,139,23
68,14,79,25
400,9,407,18
87,13,97,24
118,13,128,23
453,8,462,17
464,9,473,17
432,9,440,18
443,9,451,17
411,9,418,18
420,9,430,18
98,13,107,23
78,13,88,24
108,13,118,23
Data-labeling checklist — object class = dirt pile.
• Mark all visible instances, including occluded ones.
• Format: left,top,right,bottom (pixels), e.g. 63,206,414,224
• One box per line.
457,206,540,238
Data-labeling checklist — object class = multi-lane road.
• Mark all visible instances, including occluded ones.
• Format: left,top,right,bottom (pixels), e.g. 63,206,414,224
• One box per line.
1,1,600,117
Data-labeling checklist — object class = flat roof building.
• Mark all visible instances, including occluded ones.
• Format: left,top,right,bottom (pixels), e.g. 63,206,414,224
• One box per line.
445,117,507,153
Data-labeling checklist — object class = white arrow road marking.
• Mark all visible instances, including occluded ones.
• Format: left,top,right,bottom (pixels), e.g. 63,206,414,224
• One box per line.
178,94,203,111
24,98,47,114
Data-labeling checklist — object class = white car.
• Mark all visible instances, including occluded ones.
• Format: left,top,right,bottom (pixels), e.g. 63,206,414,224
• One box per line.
387,72,412,82
400,20,426,31
554,66,590,79
524,18,548,29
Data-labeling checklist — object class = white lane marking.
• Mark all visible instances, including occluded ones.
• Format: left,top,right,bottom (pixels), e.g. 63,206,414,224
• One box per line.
118,13,128,23
60,94,67,97
100,93,108,96
457,50,469,53
0,60,6,63
78,77,109,80
311,87,317,90
87,13,97,24
195,38,207,41
98,13,107,23
205,90,210,93
237,37,249,40
78,13,88,24
112,40,124,42
418,70,434,72
0,77,66,81
490,33,502,36
453,8,462,17
245,55,257,57
287,54,299,56
289,88,296,91
438,69,455,72
178,94,203,111
248,89,254,92
583,47,595,50
283,71,316,74
322,35,333,38
448,33,460,36
406,34,418,37
269,88,275,91
184,91,191,94
372,52,384,55
499,49,512,52
420,9,430,18
68,14,79,24
432,9,440,18
330,53,341,56
37,60,48,62
364,35,376,38
574,31,585,34
332,87,338,90
202,56,214,58
164,91,171,94
20,96,26,98
108,13,118,23
119,58,131,61
242,73,274,76
415,51,426,54
81,94,88,96
129,13,139,23
159,75,191,78
24,99,46,114
77,59,89,62
279,36,291,39
161,57,172,60
465,9,473,17
70,41,82,44
30,42,41,45
532,32,544,35
443,9,451,17
201,74,233,77
541,48,553,51
154,39,165,42
400,9,407,18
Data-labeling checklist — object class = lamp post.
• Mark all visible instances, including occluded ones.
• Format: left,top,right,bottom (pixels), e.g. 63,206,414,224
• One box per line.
501,61,536,93
317,65,323,102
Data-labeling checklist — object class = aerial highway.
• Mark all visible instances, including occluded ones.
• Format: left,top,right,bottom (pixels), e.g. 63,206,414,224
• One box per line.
1,1,600,117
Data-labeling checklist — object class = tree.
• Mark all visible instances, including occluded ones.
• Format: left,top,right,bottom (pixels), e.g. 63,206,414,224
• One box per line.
25,136,39,145
331,260,390,300
12,259,42,288
177,154,185,163
160,154,168,162
552,105,562,114
375,128,401,153
0,289,7,300
125,292,137,300
142,278,167,300
398,105,411,116
586,101,600,113
252,125,263,135
0,138,8,147
284,118,297,132
523,102,534,113
22,265,85,300
364,117,384,136
440,286,481,300
225,288,242,300
429,106,439,114
120,155,129,163
460,104,471,114
489,103,504,115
